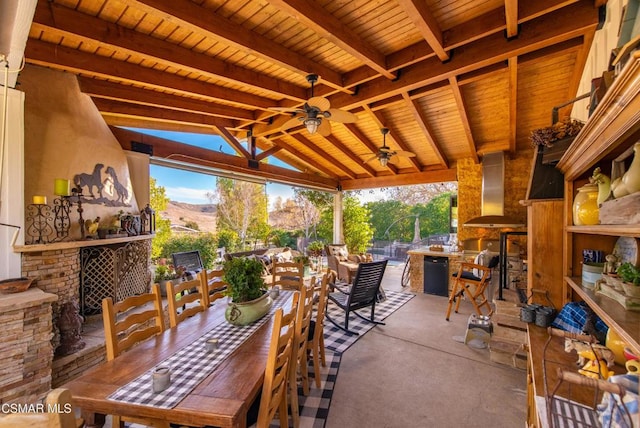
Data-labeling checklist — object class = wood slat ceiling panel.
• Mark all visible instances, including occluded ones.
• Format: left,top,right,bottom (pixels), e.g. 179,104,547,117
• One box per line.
377,105,440,167
21,0,602,189
461,70,511,151
516,51,580,149
428,0,503,30
414,89,470,161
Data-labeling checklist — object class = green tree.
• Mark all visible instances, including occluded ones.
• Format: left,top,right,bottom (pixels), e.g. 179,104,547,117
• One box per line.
159,233,218,269
150,177,171,259
343,196,374,253
367,200,413,241
209,178,268,249
412,193,452,238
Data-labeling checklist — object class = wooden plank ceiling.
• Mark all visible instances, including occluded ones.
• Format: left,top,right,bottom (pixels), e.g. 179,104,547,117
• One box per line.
25,0,605,191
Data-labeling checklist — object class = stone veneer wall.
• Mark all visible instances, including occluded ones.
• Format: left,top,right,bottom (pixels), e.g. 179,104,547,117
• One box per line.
457,148,533,249
21,249,80,351
0,289,57,404
51,344,106,388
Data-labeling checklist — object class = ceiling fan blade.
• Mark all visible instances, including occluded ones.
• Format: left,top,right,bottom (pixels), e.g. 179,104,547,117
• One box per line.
307,96,330,111
363,154,379,164
388,155,400,164
326,108,357,123
269,106,300,113
395,150,416,158
281,116,303,131
318,119,332,136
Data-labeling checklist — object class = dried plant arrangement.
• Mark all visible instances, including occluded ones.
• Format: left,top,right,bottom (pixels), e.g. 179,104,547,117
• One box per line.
529,118,584,148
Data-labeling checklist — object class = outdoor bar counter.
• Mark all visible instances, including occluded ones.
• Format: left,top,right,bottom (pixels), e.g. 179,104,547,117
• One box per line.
406,248,464,295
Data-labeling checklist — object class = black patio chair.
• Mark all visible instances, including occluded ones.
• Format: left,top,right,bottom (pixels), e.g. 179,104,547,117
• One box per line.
326,260,388,335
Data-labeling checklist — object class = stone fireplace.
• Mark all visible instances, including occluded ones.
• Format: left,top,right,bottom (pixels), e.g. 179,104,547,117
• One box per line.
0,235,153,402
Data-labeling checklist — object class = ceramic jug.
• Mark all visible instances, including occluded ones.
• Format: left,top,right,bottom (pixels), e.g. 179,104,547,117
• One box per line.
572,183,599,225
622,142,640,194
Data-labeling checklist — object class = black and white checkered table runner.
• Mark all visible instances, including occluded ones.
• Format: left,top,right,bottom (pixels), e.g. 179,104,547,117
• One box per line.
108,291,293,409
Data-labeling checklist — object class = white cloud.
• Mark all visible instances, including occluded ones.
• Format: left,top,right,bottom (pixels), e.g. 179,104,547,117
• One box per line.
165,186,212,204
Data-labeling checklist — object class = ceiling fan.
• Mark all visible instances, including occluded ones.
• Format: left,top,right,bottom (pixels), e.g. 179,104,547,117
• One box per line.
270,74,357,136
364,128,416,167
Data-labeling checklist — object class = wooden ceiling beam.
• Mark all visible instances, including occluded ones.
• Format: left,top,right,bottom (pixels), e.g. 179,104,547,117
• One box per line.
94,98,237,129
448,76,479,163
25,40,275,110
78,77,256,122
364,106,421,172
111,127,339,190
323,134,377,178
401,93,449,169
125,0,345,91
216,127,252,159
271,135,341,179
395,0,449,61
329,2,599,110
505,0,519,38
339,0,582,91
290,134,357,179
255,145,283,162
340,168,458,190
267,0,393,80
343,123,399,175
31,2,306,102
508,57,518,156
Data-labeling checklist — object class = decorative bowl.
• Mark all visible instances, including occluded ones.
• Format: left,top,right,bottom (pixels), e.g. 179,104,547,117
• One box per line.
0,277,35,294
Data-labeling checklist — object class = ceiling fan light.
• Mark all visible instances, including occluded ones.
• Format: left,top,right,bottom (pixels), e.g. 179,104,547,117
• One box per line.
379,156,389,167
304,117,321,134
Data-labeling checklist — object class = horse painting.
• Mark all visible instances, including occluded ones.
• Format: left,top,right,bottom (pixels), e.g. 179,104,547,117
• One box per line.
74,164,104,198
104,166,129,204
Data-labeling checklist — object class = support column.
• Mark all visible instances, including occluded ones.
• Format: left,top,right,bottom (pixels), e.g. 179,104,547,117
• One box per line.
0,87,25,279
125,150,150,209
332,191,343,244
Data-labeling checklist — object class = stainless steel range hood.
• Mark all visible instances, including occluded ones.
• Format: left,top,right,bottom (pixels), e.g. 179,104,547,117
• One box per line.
464,152,525,228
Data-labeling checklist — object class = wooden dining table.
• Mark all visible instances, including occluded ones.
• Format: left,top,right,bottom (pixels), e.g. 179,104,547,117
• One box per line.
62,295,292,428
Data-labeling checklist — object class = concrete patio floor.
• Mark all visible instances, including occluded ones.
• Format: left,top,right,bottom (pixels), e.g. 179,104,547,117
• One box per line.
325,261,527,428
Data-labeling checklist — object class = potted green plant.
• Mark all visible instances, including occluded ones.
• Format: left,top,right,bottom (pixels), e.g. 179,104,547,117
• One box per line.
616,262,640,298
307,241,324,257
153,264,185,297
294,255,311,276
222,257,272,325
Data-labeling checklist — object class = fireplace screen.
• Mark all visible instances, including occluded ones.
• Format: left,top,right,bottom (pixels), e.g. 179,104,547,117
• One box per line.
80,240,151,316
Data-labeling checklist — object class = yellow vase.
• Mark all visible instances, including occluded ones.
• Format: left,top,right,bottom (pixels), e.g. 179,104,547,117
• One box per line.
572,183,599,225
605,328,628,366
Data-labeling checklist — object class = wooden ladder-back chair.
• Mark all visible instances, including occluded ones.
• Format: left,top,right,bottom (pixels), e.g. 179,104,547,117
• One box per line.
272,259,304,291
101,284,169,428
200,268,227,306
326,260,388,336
445,262,493,321
0,388,81,428
309,273,330,388
167,277,208,328
289,282,315,426
256,296,299,428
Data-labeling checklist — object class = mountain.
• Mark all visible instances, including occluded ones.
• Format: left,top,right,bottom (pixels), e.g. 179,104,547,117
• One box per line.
160,201,217,233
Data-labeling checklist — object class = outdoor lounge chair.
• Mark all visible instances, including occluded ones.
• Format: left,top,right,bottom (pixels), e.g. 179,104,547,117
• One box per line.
326,260,388,335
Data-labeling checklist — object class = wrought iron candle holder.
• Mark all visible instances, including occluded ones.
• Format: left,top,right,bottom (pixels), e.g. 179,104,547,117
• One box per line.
52,186,86,241
26,203,53,244
53,196,73,241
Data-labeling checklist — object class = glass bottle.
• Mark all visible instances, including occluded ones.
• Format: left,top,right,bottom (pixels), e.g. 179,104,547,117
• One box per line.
572,183,599,225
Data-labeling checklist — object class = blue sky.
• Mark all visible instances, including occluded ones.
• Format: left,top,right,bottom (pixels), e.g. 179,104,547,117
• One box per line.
134,128,303,206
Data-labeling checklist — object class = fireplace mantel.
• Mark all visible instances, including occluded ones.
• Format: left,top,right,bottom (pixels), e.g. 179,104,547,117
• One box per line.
13,234,154,253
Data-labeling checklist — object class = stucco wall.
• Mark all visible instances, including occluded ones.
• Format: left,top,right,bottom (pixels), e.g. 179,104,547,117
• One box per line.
19,65,138,240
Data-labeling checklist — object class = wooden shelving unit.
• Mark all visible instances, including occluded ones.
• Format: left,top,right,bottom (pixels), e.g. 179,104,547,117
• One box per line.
526,50,640,427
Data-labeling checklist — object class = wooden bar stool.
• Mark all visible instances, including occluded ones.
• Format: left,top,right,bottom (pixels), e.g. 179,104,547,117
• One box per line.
445,262,493,321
